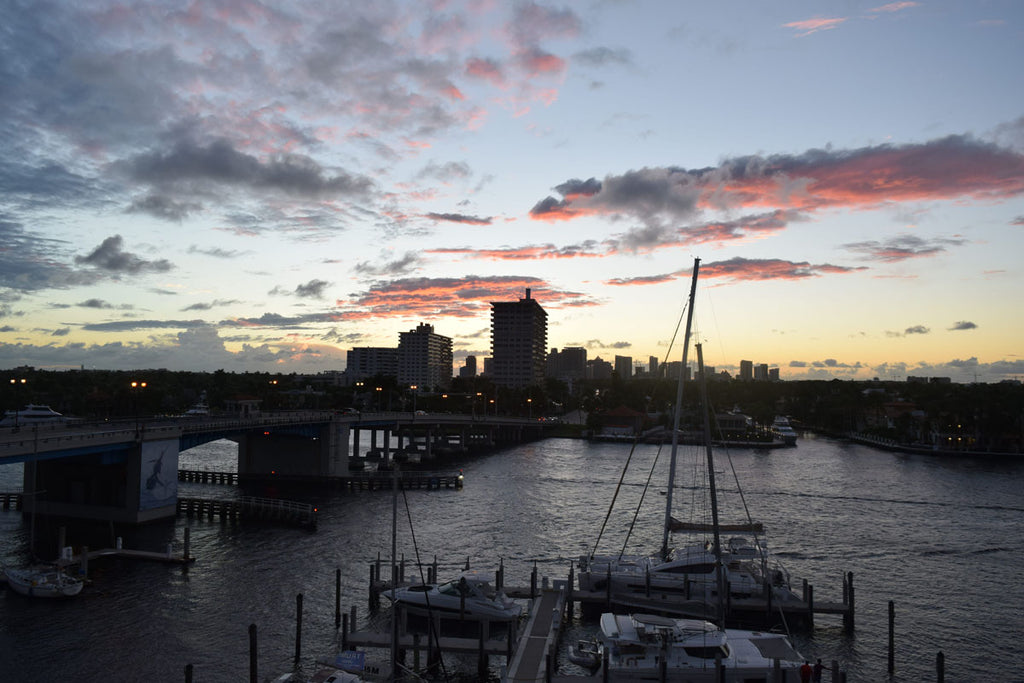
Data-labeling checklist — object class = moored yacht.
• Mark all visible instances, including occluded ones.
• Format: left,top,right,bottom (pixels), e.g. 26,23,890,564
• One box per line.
383,570,521,622
771,416,798,446
598,612,803,682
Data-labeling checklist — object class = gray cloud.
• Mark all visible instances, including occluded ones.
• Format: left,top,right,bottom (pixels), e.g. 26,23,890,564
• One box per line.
950,321,978,331
75,235,173,275
124,139,376,200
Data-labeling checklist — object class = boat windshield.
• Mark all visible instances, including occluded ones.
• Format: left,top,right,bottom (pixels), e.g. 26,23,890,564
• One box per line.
683,645,730,659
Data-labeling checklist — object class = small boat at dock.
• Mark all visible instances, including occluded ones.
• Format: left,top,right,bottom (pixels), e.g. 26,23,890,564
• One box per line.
3,566,84,598
383,570,521,622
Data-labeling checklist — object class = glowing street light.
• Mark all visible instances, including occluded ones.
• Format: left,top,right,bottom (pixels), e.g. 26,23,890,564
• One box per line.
9,378,26,431
130,381,147,438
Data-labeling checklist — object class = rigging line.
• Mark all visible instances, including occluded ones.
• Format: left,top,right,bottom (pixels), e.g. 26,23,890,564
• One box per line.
401,487,451,682
660,297,690,372
589,438,643,561
618,442,665,560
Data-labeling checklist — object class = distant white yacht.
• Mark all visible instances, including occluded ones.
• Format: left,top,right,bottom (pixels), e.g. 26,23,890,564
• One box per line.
771,416,798,446
1,404,66,428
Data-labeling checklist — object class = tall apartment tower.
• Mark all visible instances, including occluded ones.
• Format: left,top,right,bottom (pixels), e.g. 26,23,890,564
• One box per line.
649,356,659,378
614,355,633,379
490,288,548,388
398,323,453,390
459,355,478,378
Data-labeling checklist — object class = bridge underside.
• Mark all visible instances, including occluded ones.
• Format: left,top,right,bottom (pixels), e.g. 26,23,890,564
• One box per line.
24,438,179,526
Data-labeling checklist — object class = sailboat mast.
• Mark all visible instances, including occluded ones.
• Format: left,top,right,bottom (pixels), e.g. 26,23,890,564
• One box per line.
661,258,700,560
697,343,726,626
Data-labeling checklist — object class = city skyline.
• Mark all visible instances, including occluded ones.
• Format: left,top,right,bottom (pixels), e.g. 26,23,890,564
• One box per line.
2,2,1023,383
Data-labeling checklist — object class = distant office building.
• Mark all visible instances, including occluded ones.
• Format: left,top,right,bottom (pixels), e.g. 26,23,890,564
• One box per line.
755,363,769,381
649,356,659,378
490,288,548,388
345,347,398,385
739,360,753,382
769,367,780,381
398,323,453,390
547,347,587,381
614,355,633,379
588,356,613,380
459,355,478,378
483,357,493,376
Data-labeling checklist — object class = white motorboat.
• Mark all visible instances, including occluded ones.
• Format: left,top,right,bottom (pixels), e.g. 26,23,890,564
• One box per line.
1,404,66,428
383,570,522,622
598,612,803,682
4,566,84,598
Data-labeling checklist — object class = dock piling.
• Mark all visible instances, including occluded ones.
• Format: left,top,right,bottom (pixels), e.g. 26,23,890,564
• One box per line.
888,600,895,674
294,593,303,665
335,568,342,628
248,624,258,683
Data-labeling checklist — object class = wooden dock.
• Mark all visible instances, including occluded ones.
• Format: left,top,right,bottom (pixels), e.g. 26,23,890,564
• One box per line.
177,469,464,491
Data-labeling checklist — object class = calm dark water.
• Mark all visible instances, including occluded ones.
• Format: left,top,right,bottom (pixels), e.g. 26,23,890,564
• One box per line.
1,433,1022,682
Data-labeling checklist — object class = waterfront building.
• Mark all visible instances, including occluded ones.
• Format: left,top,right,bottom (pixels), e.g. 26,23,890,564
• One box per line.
398,323,453,391
345,347,398,385
490,288,548,388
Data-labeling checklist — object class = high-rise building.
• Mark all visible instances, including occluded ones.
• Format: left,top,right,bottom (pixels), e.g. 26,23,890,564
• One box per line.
649,356,659,378
740,359,753,382
490,288,548,388
614,355,633,379
345,347,398,385
755,363,769,381
398,323,453,390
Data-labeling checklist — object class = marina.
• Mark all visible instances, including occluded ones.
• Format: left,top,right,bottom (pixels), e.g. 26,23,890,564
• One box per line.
0,434,1020,680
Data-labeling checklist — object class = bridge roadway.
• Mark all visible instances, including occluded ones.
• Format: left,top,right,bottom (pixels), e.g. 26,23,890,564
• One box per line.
0,411,546,464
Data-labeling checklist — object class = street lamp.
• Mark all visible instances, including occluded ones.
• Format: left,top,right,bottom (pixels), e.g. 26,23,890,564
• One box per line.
527,397,533,419
375,386,382,411
409,385,418,414
130,381,147,438
489,398,495,416
9,378,26,431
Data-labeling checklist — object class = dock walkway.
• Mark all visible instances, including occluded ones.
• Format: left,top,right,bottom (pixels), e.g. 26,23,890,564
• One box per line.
505,586,565,682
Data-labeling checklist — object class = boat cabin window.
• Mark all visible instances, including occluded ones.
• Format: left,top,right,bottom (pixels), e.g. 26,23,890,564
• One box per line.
682,645,730,659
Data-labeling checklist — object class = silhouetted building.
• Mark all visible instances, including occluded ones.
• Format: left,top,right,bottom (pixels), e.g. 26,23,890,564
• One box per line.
588,356,613,380
615,355,633,378
459,355,478,378
345,347,398,385
740,360,753,382
490,289,548,388
398,323,452,391
547,347,587,381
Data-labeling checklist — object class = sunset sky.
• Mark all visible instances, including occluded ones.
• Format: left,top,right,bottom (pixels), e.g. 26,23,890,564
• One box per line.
2,1,1023,382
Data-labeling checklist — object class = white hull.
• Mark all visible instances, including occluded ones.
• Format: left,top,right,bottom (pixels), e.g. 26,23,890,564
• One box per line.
384,572,521,622
4,567,84,598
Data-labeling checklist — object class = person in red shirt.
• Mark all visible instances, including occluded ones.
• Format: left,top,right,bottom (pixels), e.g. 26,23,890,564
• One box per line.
800,661,813,683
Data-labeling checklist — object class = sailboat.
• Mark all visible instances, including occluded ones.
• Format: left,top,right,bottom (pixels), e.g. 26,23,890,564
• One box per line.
577,259,801,625
591,343,805,680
